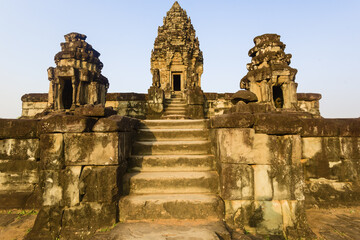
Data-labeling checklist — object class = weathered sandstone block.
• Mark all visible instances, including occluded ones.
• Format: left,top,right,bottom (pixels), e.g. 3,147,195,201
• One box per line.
0,169,38,192
74,104,116,117
39,114,96,133
254,113,302,135
25,206,63,240
210,113,254,128
340,137,360,159
216,128,254,164
0,138,39,160
253,165,272,201
41,170,63,206
40,133,64,170
224,200,305,236
0,119,39,139
220,163,253,200
254,200,283,235
64,132,127,165
60,202,117,236
63,166,82,207
93,115,139,132
301,118,340,137
79,166,124,203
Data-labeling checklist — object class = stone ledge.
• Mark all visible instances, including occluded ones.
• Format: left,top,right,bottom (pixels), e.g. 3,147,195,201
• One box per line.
297,93,322,101
210,113,254,128
21,93,48,102
301,118,360,137
39,114,96,133
204,92,234,100
106,92,147,101
0,119,39,139
93,115,139,132
254,113,303,135
74,105,117,117
211,112,360,137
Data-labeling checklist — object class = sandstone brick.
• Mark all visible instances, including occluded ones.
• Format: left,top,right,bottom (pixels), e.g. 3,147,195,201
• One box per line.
270,165,291,200
40,133,64,170
0,159,38,172
41,170,63,206
60,202,117,236
0,138,39,160
39,114,96,133
63,166,82,207
0,119,39,139
74,104,117,117
92,115,139,132
322,137,341,161
340,137,360,159
210,113,254,128
254,200,283,235
302,137,322,159
224,200,255,230
79,166,124,203
268,135,301,165
25,206,63,240
252,133,271,164
301,118,340,137
220,163,253,200
254,113,302,135
280,200,297,229
253,165,272,201
0,170,38,192
64,132,127,166
338,119,360,136
216,128,254,164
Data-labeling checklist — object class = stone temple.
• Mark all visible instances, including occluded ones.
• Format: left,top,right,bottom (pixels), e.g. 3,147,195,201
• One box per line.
1,2,359,240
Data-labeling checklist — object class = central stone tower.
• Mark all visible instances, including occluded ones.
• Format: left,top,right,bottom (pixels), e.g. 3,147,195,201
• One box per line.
148,1,205,119
151,1,203,92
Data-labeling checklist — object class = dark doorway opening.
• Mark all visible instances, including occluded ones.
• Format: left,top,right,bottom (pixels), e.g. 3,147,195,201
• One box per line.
173,75,181,91
62,79,73,109
273,86,283,108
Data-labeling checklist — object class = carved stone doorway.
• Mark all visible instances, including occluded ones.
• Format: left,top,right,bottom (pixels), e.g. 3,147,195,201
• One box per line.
62,79,73,109
173,74,181,91
273,86,283,108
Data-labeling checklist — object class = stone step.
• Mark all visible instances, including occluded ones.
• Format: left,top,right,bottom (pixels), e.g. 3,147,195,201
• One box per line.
123,171,219,194
165,99,185,104
132,140,211,155
164,106,187,111
164,109,186,114
119,194,224,221
128,155,214,172
161,115,187,120
137,128,208,141
164,103,187,107
140,119,208,129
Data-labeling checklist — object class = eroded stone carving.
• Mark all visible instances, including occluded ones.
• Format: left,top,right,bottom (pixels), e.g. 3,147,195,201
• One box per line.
47,32,109,111
240,34,298,109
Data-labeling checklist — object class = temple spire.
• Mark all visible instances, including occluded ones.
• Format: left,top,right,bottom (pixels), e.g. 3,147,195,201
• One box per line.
171,1,181,10
150,1,203,92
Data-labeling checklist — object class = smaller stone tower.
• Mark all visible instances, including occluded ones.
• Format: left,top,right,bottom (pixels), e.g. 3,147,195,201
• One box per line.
47,32,108,110
240,34,298,109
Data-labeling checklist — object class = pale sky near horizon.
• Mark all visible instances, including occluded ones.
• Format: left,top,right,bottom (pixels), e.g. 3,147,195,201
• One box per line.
0,0,359,118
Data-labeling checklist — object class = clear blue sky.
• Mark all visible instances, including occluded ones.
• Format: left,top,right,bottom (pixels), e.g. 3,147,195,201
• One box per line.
0,0,359,118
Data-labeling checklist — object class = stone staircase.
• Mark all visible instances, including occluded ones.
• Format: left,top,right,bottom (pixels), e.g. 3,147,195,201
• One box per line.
162,92,187,119
119,119,224,222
